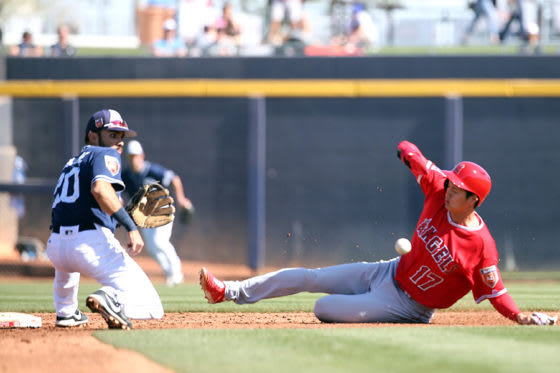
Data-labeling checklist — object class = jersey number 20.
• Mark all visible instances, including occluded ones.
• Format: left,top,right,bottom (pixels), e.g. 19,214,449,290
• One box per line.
52,167,80,208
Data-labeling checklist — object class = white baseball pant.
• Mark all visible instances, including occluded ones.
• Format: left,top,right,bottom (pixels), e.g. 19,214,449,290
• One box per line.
140,222,183,283
46,225,164,319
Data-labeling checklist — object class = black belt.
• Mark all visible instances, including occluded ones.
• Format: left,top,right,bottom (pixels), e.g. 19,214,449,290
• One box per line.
50,223,96,233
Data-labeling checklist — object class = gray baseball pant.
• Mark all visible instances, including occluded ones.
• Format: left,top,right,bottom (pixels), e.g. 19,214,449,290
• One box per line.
224,257,435,323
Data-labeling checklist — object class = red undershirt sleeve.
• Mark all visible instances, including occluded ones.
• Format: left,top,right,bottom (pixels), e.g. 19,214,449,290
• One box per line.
489,292,521,322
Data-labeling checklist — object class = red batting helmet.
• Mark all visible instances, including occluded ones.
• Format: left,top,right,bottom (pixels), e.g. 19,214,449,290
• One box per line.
444,161,492,205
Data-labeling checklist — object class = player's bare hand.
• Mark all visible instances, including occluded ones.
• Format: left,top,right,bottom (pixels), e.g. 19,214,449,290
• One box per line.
178,196,193,211
127,229,144,256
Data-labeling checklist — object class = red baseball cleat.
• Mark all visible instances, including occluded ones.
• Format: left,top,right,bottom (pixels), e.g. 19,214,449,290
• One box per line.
200,267,225,304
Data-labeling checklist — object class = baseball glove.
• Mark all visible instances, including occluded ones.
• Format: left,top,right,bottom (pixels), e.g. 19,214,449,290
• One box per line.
126,183,175,228
530,312,557,325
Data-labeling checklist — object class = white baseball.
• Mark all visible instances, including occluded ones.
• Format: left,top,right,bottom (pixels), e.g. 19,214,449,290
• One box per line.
394,238,411,255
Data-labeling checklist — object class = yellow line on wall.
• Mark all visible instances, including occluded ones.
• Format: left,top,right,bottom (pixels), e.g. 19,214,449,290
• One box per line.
0,79,560,97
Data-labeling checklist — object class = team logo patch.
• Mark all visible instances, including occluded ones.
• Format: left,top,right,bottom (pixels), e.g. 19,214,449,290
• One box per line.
104,155,120,176
95,118,104,128
454,163,466,175
480,265,499,288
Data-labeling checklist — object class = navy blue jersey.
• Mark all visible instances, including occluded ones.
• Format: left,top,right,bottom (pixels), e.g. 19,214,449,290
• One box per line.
122,161,175,198
51,146,125,231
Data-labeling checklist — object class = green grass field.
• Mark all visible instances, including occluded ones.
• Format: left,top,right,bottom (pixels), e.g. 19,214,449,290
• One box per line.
1,274,560,373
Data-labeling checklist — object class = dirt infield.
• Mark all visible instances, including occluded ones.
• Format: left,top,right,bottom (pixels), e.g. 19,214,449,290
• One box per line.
0,257,517,372
2,310,515,373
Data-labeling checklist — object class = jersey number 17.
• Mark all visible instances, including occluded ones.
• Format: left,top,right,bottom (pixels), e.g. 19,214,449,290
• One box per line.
410,265,444,291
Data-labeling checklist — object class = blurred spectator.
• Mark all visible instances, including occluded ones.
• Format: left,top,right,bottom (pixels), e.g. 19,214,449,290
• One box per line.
301,7,312,41
554,2,560,35
214,2,242,46
177,0,218,47
10,31,43,57
346,2,379,50
499,0,530,44
50,25,77,57
326,2,377,55
267,0,304,45
152,18,188,57
206,2,242,56
194,24,218,56
10,155,27,219
276,5,313,55
278,30,307,56
516,21,540,54
213,28,238,56
461,0,499,45
525,22,540,45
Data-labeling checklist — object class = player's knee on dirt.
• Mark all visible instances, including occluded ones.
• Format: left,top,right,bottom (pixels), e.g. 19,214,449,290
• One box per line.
313,297,335,323
314,296,358,323
313,294,375,323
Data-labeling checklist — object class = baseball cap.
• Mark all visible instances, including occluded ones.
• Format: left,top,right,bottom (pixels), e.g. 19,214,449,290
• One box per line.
127,140,144,155
163,19,177,31
85,109,137,139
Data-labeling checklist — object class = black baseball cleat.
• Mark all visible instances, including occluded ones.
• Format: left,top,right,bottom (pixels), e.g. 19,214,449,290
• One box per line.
86,289,133,330
55,309,88,327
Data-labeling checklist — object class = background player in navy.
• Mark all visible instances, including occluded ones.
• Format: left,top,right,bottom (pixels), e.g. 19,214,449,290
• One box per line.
122,140,193,286
47,109,163,329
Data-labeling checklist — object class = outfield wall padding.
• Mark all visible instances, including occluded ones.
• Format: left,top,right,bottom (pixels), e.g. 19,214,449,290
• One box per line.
6,56,560,269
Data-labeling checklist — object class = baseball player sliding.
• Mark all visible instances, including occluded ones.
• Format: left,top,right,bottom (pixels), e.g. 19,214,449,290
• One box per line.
200,140,557,325
47,109,164,329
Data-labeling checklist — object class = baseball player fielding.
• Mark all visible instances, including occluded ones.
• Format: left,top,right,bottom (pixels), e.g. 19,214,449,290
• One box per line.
394,238,411,255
